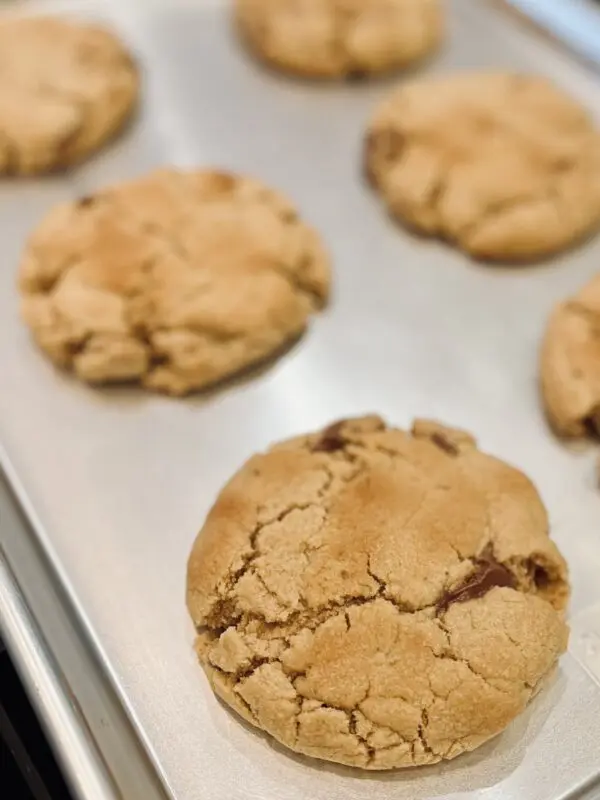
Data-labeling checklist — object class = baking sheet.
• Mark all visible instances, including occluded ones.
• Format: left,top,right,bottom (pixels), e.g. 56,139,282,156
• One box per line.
1,0,600,798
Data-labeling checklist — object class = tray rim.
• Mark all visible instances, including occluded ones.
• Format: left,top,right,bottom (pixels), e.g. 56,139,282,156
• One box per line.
0,463,169,800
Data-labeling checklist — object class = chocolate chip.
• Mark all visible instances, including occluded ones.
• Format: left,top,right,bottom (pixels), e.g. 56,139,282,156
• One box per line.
583,410,600,439
77,195,96,208
346,68,367,81
364,129,405,184
437,547,515,613
431,432,459,456
313,421,346,453
371,129,405,161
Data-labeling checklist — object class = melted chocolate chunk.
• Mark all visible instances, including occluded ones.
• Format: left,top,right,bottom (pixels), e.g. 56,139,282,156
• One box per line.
313,421,346,453
438,548,515,613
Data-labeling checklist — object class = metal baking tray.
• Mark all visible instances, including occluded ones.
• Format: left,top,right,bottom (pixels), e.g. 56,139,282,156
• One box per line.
504,0,600,69
1,0,600,798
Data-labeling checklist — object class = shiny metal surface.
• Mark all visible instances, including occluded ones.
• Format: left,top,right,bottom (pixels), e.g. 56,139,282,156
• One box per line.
1,1,600,798
505,0,600,69
0,550,120,800
0,470,170,800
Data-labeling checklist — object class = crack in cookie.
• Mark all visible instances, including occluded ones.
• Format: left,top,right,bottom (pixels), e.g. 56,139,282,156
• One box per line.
365,72,600,262
187,416,569,769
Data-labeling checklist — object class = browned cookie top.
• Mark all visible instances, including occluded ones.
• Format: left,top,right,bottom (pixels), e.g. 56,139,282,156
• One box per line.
541,273,600,438
19,169,330,394
187,415,569,769
0,16,138,174
366,72,600,261
235,0,443,78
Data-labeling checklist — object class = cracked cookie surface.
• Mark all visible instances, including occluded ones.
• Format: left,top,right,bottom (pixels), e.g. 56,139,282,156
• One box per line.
541,273,600,438
19,168,330,395
234,0,443,79
365,72,600,261
0,16,138,174
186,415,569,769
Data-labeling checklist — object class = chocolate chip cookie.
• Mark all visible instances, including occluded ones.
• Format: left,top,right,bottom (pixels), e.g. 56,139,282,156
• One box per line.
234,0,444,79
0,16,138,174
365,72,600,261
541,273,600,438
187,415,569,769
19,168,330,394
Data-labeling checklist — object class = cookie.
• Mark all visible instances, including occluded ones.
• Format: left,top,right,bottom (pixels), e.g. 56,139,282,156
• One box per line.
0,16,138,174
366,72,600,261
187,415,569,769
19,168,330,395
541,274,600,438
234,0,443,79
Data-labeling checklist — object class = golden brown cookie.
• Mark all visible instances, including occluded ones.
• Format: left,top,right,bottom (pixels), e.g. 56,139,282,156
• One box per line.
365,72,600,261
0,16,138,174
234,0,443,79
541,273,600,438
187,415,569,769
19,168,330,394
